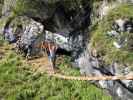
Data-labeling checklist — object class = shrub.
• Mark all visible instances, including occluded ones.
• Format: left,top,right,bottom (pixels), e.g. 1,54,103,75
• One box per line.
90,3,133,66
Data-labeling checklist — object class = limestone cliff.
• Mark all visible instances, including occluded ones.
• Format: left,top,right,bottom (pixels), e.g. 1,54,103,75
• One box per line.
0,0,133,100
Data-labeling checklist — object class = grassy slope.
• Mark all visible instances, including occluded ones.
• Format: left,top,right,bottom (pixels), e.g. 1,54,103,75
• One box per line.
0,36,112,100
91,3,133,66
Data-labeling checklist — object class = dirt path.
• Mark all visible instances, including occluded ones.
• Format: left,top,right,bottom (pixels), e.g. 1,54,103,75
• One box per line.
27,54,55,74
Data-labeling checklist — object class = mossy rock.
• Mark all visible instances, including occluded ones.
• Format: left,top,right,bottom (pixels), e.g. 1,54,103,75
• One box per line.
0,13,16,34
90,3,133,66
12,0,84,18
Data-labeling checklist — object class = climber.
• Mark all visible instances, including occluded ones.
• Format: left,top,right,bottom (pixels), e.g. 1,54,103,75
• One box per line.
48,42,58,70
35,41,59,72
40,41,58,71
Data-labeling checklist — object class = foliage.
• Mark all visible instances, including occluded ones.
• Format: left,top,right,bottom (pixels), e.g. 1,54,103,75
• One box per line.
12,0,91,17
13,0,50,16
0,35,5,46
90,3,133,66
0,36,112,100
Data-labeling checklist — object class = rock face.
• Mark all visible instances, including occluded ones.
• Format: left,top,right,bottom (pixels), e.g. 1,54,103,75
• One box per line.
0,0,133,100
1,0,91,33
76,1,133,100
2,16,45,56
106,18,133,50
0,0,91,57
76,49,133,100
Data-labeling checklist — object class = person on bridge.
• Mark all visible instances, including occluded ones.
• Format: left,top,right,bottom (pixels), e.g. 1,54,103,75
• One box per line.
47,42,58,71
41,41,58,73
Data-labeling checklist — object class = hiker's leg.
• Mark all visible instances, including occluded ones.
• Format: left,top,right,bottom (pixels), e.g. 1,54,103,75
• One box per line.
52,45,58,69
47,43,55,73
47,49,51,60
49,49,55,68
50,47,59,72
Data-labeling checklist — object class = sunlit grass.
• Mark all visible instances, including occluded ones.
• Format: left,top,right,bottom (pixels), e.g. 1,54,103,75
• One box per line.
0,36,112,100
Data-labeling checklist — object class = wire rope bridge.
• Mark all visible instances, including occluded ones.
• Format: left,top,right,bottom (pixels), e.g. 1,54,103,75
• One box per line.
28,42,133,81
29,55,133,81
49,73,133,81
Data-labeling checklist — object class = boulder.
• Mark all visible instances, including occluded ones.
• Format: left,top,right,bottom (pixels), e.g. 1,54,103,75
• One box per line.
3,16,44,56
76,49,133,100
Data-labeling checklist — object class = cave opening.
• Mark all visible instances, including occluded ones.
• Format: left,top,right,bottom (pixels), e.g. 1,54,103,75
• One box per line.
56,48,72,56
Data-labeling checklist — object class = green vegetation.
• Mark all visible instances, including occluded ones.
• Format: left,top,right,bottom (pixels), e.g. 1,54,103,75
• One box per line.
13,0,40,15
0,36,112,100
90,3,133,66
13,0,77,16
13,0,91,17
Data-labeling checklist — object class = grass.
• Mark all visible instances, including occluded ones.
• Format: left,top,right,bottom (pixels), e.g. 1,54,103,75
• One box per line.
0,36,112,100
90,3,133,66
